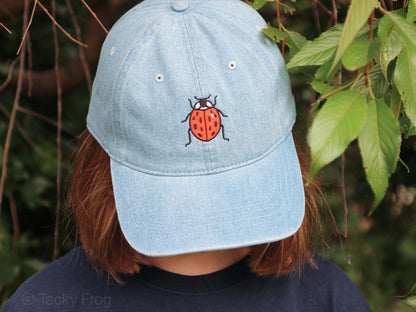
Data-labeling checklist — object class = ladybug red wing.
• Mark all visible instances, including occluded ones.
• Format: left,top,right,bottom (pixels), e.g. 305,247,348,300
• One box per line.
190,110,208,141
204,108,221,141
189,108,221,142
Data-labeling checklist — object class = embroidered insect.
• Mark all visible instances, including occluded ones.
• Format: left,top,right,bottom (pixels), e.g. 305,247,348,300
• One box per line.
181,95,229,147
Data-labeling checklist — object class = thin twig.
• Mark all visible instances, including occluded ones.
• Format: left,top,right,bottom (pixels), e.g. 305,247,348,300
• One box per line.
379,0,388,11
0,0,29,215
26,32,33,97
81,0,108,34
51,0,63,260
312,0,335,21
16,0,37,55
0,21,12,34
0,104,46,158
365,11,376,100
37,1,87,47
341,154,351,265
16,106,78,136
331,0,338,25
8,195,20,253
66,0,92,94
275,0,287,57
312,1,321,33
0,57,20,93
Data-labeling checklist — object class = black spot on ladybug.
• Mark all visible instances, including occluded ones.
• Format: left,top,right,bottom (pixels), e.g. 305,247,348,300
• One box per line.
211,131,215,135
193,124,197,130
196,112,199,116
198,133,202,137
200,126,203,131
208,116,211,122
214,121,218,127
209,126,212,130
199,117,202,123
192,116,195,120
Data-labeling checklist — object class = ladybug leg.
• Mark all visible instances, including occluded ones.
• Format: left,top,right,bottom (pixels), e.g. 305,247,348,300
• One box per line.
188,99,193,109
181,112,191,123
216,108,228,118
220,125,229,141
185,128,192,147
213,95,217,106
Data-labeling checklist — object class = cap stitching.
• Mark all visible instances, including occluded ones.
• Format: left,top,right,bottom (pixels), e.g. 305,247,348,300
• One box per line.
108,124,295,176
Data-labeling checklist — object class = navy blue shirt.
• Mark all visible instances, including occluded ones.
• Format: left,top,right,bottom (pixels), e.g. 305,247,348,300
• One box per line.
2,248,371,311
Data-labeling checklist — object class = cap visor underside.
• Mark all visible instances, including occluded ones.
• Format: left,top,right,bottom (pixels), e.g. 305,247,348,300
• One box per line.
110,133,305,257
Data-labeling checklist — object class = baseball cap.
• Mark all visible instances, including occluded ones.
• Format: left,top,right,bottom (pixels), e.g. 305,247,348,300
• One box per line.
86,0,305,256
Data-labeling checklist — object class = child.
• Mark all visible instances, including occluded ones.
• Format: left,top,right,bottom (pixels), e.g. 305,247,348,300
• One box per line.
2,0,372,311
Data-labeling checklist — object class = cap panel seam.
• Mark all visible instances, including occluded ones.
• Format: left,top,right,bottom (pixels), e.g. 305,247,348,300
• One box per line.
182,13,212,171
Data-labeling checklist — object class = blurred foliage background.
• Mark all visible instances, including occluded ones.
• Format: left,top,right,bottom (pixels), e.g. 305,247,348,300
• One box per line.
0,0,415,311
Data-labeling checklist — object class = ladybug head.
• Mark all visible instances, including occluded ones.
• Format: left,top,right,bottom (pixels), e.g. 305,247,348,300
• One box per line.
193,95,214,110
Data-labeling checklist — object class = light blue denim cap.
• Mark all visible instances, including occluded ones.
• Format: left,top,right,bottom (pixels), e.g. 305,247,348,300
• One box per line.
86,0,305,256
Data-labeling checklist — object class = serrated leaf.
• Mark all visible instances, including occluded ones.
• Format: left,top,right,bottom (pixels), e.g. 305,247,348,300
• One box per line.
398,281,416,308
262,25,287,43
285,30,307,56
342,38,382,71
393,48,416,126
250,0,267,10
358,99,401,212
401,112,416,138
408,0,416,23
308,90,368,181
384,11,416,50
331,0,378,72
315,56,336,81
379,19,402,80
287,24,343,69
310,79,334,94
354,64,389,98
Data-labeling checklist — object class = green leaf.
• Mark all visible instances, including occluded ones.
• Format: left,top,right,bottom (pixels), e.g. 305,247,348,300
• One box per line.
250,0,267,10
342,38,382,71
285,30,307,56
314,56,336,81
390,84,402,120
331,0,378,72
393,48,416,126
378,18,402,80
262,25,287,43
310,79,334,95
358,99,401,212
287,24,343,69
384,11,416,50
308,90,368,181
398,281,416,308
408,0,416,23
353,64,389,98
401,112,416,138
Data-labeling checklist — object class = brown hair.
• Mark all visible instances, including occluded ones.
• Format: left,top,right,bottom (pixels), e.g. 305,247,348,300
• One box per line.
69,129,322,282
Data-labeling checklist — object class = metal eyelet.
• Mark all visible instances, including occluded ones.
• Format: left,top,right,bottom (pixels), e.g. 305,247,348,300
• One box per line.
156,74,164,82
228,61,237,70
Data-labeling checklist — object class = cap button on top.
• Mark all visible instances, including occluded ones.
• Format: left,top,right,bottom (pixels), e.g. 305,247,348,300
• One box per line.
172,0,189,12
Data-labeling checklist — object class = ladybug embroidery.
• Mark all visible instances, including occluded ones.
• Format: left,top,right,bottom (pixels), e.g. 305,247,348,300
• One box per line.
182,95,229,147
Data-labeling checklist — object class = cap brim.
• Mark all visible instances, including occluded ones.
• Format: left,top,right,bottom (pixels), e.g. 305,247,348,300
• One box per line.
110,132,305,257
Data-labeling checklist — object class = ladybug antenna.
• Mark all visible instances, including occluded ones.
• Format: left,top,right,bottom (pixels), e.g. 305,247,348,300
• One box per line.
194,94,211,101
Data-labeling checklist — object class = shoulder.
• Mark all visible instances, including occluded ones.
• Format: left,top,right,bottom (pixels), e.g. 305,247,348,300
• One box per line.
290,254,372,311
1,247,107,312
